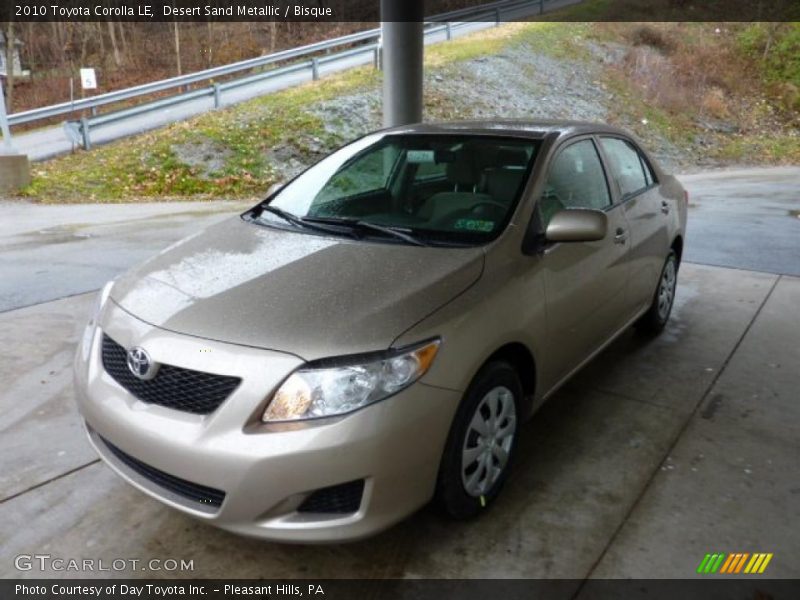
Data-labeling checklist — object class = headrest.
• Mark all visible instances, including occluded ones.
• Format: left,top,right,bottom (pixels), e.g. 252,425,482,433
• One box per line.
496,148,529,167
487,169,525,204
446,150,479,186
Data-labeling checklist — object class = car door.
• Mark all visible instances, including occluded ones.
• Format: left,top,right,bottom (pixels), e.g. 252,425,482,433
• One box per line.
536,137,632,382
598,136,670,316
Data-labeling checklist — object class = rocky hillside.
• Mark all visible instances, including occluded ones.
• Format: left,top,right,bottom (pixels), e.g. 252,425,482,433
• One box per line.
21,22,800,203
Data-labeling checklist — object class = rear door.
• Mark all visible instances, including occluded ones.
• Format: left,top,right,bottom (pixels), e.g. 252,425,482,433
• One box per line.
537,137,632,382
598,137,671,315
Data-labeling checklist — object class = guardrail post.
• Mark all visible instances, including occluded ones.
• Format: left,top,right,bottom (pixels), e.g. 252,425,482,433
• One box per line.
495,8,501,26
539,0,544,14
311,58,320,81
80,117,92,150
446,23,452,41
373,46,381,70
213,83,221,108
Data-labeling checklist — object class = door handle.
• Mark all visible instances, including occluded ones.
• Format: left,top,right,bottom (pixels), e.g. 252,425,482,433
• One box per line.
661,201,670,215
614,228,628,244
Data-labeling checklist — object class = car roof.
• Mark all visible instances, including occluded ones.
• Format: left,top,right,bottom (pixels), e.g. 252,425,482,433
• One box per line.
382,119,630,141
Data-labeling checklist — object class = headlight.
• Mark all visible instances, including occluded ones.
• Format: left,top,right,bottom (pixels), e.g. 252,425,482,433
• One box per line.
263,339,441,422
79,280,114,361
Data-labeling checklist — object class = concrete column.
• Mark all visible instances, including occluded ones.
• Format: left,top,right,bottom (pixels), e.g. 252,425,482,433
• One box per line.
381,0,424,127
0,155,31,192
0,78,30,193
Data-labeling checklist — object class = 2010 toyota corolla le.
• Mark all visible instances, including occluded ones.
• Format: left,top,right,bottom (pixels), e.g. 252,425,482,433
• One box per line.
74,120,687,542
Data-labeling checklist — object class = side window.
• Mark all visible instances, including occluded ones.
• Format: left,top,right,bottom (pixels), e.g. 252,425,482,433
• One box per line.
599,137,648,198
539,139,611,228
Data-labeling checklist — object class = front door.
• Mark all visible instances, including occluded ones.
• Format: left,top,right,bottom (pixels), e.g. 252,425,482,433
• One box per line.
536,138,632,383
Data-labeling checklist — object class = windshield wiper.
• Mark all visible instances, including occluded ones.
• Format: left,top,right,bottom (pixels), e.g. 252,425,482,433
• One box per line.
259,206,356,238
304,217,429,247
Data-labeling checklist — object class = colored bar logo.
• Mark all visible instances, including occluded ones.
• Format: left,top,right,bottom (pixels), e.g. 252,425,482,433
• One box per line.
697,553,773,574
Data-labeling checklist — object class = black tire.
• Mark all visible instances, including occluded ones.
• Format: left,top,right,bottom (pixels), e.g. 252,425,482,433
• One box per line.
635,250,679,335
435,361,522,519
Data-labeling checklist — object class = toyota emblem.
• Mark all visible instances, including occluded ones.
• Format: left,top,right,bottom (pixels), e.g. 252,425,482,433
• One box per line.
126,346,158,381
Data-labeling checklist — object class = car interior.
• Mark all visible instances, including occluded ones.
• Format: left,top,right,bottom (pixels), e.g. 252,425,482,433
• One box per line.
307,138,536,236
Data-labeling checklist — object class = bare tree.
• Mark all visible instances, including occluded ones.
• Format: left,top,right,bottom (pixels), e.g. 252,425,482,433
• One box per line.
173,21,182,76
3,20,15,112
107,20,122,67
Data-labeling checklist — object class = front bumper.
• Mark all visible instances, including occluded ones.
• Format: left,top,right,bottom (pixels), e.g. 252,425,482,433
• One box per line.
74,301,461,542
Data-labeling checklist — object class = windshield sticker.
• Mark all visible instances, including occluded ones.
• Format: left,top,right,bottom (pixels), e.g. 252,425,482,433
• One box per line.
454,219,495,232
407,150,436,164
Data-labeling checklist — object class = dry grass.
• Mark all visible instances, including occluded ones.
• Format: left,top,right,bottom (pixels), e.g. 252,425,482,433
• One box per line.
604,24,762,123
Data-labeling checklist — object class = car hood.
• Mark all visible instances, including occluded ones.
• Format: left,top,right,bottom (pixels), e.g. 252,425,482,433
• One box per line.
111,217,484,360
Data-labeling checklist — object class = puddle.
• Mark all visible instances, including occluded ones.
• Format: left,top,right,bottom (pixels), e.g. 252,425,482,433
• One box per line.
36,227,94,243
1,226,94,251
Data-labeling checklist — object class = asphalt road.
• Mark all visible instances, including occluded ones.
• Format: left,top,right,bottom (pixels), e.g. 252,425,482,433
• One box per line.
683,167,800,277
1,166,797,313
0,199,252,313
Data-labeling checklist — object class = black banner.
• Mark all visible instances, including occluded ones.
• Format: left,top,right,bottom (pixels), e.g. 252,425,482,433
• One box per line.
1,0,799,23
4,579,800,600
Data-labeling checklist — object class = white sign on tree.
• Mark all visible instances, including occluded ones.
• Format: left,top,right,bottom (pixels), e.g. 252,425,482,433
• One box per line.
80,68,97,90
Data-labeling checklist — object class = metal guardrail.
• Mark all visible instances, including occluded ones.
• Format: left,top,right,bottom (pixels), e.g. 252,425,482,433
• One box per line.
5,0,558,151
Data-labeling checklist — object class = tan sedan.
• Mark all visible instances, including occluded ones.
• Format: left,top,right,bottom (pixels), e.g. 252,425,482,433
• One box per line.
74,121,687,542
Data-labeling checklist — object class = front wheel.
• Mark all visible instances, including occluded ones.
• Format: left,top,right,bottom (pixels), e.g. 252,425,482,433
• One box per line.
635,250,678,335
435,361,521,519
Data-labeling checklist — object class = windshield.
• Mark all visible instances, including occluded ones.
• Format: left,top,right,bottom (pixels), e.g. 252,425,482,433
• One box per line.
255,133,540,246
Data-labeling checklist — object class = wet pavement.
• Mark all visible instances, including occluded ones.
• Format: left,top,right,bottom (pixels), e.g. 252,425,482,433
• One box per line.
1,264,797,581
683,166,800,276
0,166,798,581
0,199,251,313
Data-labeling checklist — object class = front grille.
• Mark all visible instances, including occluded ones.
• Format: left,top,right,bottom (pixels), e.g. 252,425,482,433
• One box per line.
101,436,226,509
101,334,241,415
297,479,365,514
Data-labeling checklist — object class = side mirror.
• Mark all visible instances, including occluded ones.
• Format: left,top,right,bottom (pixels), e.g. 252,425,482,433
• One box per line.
267,182,284,197
545,208,608,243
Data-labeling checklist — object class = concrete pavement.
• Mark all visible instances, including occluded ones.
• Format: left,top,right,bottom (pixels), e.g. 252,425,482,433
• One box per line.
590,274,799,579
1,263,797,581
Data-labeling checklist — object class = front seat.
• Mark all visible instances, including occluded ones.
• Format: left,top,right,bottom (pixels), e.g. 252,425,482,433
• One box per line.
418,150,493,223
484,148,529,205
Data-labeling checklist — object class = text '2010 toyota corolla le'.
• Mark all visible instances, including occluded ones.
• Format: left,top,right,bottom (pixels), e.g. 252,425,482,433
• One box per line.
75,121,687,542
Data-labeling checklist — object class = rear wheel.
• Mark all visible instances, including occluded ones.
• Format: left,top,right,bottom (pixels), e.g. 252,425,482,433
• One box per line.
435,362,521,519
635,250,678,335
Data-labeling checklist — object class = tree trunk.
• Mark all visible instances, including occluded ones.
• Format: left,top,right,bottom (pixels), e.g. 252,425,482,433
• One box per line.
173,21,182,77
4,20,15,113
269,22,277,53
107,19,122,67
206,21,213,68
117,22,128,61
